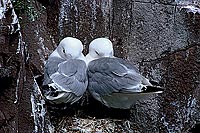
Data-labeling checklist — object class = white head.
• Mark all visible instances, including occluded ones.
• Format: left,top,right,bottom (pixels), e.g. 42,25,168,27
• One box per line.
86,38,114,63
55,37,85,60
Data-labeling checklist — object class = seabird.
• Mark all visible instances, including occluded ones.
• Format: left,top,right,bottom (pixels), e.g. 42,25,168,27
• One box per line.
86,38,163,109
42,37,88,104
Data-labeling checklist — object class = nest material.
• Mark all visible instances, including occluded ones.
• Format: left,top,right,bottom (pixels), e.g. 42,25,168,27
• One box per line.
55,117,134,133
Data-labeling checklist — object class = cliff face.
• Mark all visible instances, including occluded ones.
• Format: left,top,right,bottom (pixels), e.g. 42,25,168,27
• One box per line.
0,0,33,132
0,0,199,132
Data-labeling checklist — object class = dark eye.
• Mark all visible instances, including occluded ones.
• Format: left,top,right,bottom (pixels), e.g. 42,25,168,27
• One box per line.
63,49,65,53
95,51,99,55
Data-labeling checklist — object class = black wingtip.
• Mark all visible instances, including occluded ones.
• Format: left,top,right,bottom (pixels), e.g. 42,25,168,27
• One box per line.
41,84,49,96
149,80,160,86
41,85,60,98
142,86,164,93
35,74,44,87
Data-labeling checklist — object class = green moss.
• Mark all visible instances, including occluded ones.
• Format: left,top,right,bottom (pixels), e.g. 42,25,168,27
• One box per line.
12,0,46,22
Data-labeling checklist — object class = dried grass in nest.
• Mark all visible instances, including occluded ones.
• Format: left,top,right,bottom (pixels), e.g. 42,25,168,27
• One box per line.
55,116,133,133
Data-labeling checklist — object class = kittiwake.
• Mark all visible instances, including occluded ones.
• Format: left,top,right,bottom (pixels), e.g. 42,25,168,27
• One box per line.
42,37,88,104
86,38,163,109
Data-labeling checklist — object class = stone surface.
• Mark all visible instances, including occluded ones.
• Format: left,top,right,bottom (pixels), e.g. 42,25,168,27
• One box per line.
0,0,199,132
0,0,34,132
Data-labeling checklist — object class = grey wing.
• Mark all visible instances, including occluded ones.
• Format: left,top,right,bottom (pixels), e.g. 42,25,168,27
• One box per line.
88,57,144,96
51,59,88,97
115,58,140,73
43,57,65,85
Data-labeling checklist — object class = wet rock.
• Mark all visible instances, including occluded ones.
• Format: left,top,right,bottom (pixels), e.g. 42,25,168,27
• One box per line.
0,0,34,132
1,0,199,132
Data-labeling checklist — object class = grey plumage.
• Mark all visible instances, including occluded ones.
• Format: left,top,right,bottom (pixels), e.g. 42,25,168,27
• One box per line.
42,37,88,104
43,57,65,85
43,59,87,104
86,38,163,109
88,57,143,92
88,57,163,109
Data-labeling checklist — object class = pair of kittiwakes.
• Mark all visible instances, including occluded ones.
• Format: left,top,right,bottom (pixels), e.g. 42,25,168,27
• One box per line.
42,37,163,109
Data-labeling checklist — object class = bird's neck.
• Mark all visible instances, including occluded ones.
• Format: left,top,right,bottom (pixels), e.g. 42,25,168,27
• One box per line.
85,54,97,66
77,53,87,63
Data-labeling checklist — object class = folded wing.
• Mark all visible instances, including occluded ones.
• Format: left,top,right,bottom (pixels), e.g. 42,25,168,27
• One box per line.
42,58,88,104
88,57,147,96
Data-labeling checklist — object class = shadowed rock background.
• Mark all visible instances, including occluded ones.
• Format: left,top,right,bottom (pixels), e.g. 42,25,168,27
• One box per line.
0,0,199,132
